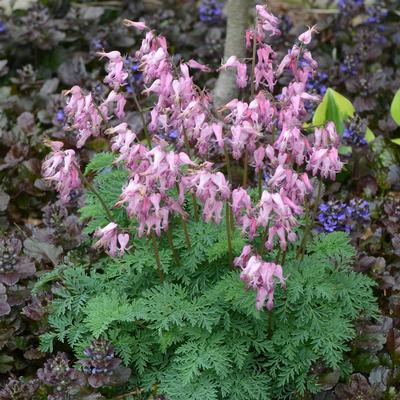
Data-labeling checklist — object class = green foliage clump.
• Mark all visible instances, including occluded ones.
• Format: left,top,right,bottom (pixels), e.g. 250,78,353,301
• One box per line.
36,159,378,399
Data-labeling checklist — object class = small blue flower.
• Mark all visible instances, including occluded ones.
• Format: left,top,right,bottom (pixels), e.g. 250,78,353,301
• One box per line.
168,130,178,140
56,109,65,122
318,199,369,233
0,21,6,34
91,38,103,50
198,0,224,24
343,127,367,146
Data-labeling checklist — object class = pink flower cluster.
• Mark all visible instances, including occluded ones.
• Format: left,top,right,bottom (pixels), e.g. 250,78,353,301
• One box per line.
42,141,81,203
183,167,231,223
64,51,127,148
234,245,285,310
219,56,248,89
130,23,221,156
116,146,194,237
94,222,130,257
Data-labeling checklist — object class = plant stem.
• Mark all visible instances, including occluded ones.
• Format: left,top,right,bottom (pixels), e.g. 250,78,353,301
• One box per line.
242,150,249,188
275,248,281,264
181,217,191,248
132,92,152,147
226,203,233,268
151,231,164,283
182,128,191,156
259,226,269,256
281,250,287,266
175,182,198,223
78,169,113,221
191,193,199,222
224,143,233,184
258,170,263,199
250,24,257,97
268,311,273,340
167,225,180,266
297,180,323,260
230,206,235,234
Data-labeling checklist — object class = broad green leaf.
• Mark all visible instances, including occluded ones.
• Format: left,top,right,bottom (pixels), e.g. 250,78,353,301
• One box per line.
326,89,344,133
390,89,400,126
365,128,375,143
313,88,355,134
391,138,400,146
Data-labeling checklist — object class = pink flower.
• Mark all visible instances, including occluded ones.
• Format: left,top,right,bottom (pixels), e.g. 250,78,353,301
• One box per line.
97,51,128,90
256,5,281,37
100,91,126,119
249,93,275,126
236,62,248,88
238,250,285,310
123,19,149,31
184,169,230,224
276,46,300,77
257,191,299,251
268,166,312,205
64,87,103,148
219,57,247,89
298,25,318,45
314,122,339,149
253,147,265,173
234,245,253,268
187,59,212,72
42,141,81,203
105,123,137,162
212,122,225,149
231,188,259,239
116,146,194,236
307,148,343,181
274,126,307,165
254,45,275,91
232,188,252,216
93,222,130,257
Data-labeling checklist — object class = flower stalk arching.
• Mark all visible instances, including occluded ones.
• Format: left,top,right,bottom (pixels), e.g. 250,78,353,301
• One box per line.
77,168,114,222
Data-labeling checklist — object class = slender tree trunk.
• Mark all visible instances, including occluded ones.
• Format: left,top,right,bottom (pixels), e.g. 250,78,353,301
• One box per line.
213,0,253,109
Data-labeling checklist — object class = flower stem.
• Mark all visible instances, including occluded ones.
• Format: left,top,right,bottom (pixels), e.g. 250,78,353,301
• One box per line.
132,92,152,147
151,231,164,283
258,170,263,199
167,225,180,266
78,169,113,222
181,217,191,248
268,311,273,340
242,150,249,188
225,202,233,268
224,143,233,184
182,128,192,156
259,225,269,256
250,24,257,97
275,248,281,264
281,250,287,266
297,180,323,260
191,194,199,222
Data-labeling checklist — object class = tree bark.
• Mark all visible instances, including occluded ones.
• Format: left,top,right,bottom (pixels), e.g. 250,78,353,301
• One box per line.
213,0,254,109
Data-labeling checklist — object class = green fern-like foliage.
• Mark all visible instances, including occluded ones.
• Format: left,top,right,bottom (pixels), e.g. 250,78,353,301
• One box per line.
39,156,378,399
